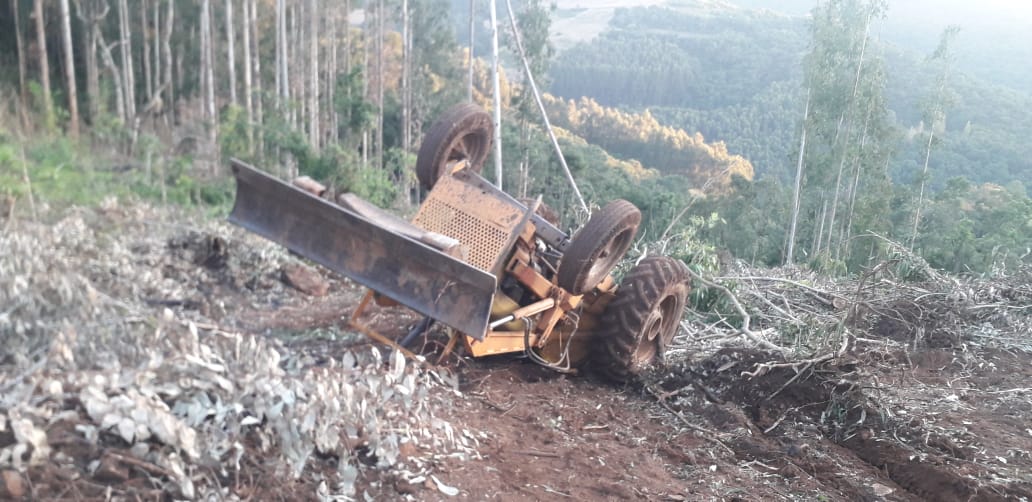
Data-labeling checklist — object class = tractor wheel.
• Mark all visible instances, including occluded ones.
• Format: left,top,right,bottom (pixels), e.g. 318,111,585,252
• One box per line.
416,103,493,190
556,200,641,295
594,256,691,383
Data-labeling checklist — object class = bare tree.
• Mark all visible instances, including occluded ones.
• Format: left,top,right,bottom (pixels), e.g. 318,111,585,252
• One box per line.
275,0,288,110
326,3,338,145
401,0,410,153
785,90,807,265
200,0,216,146
910,26,960,250
841,112,871,257
141,0,153,102
117,0,136,120
153,0,160,107
163,0,174,124
226,0,238,105
308,0,319,148
249,0,263,151
12,0,30,130
242,0,254,151
289,0,299,128
468,0,475,102
33,0,55,128
376,0,384,170
59,0,81,137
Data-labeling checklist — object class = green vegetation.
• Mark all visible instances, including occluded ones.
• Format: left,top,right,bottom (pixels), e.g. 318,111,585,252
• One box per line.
2,0,1027,279
0,130,228,212
550,3,1032,190
544,0,1032,275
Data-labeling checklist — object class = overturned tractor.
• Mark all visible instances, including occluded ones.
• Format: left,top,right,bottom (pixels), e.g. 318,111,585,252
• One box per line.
228,103,690,381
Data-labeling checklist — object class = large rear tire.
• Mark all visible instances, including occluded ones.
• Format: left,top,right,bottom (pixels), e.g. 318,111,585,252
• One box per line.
595,256,691,383
556,200,641,295
416,103,493,190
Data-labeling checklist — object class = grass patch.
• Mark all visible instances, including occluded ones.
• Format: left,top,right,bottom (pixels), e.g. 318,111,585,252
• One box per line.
0,131,233,214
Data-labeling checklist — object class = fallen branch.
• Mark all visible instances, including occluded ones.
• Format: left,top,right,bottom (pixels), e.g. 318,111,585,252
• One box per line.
743,331,853,379
511,449,561,458
719,275,847,307
103,450,174,478
685,268,790,354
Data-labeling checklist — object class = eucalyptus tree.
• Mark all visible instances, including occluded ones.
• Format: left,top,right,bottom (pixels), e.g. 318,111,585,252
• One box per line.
33,0,55,130
788,0,891,268
909,26,961,250
59,0,80,137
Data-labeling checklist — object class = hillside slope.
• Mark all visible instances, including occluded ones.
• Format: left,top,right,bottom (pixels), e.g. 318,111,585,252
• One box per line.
548,2,1032,189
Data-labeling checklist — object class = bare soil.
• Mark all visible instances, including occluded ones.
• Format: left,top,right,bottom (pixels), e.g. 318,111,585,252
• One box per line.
183,282,1032,500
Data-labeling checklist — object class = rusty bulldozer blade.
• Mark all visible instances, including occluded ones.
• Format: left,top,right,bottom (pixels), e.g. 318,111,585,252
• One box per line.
227,159,496,340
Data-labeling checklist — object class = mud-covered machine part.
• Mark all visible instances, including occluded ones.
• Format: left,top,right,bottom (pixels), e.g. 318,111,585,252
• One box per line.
227,103,692,378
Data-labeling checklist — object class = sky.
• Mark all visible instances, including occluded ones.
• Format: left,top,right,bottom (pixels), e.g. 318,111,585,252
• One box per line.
735,0,1032,25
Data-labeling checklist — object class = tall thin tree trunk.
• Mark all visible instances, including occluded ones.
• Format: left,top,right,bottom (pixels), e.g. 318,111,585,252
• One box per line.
401,0,410,153
33,0,55,129
250,0,263,153
344,0,352,134
376,0,384,170
153,0,160,106
12,0,30,131
118,0,136,120
79,1,104,124
361,27,368,170
824,128,851,254
289,1,299,129
402,0,414,203
59,0,80,138
813,195,828,258
842,118,871,260
275,0,291,123
327,3,338,145
785,89,810,265
141,0,153,103
200,0,210,116
226,0,238,106
825,25,871,255
468,0,475,101
909,130,935,249
242,0,254,151
275,0,284,110
201,0,216,148
164,0,174,125
308,0,319,148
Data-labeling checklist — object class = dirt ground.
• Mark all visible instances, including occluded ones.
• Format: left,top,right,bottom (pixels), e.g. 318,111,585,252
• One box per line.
4,207,1032,501
188,281,1032,501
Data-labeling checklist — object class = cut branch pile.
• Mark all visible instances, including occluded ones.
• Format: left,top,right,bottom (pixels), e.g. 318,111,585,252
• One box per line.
0,202,474,499
668,243,1032,366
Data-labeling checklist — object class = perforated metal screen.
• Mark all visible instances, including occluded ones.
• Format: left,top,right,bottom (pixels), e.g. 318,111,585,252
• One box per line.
413,176,523,273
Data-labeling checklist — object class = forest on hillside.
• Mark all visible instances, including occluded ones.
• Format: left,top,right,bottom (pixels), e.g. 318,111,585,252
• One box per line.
551,3,1032,190
0,0,1029,279
548,1,1032,274
0,0,746,225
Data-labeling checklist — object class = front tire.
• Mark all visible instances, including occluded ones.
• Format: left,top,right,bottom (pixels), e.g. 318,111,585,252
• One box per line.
594,256,691,383
556,200,641,295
